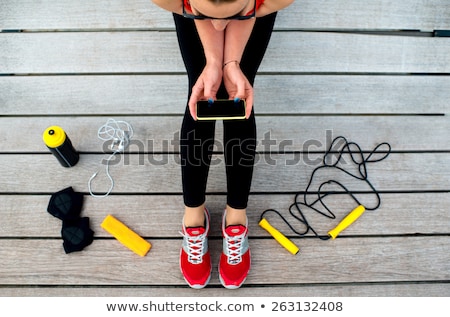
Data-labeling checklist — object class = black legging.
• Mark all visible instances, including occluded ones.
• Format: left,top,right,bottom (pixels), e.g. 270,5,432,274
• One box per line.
174,12,277,209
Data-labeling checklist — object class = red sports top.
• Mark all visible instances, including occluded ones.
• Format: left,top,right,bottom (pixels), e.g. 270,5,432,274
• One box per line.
183,0,264,17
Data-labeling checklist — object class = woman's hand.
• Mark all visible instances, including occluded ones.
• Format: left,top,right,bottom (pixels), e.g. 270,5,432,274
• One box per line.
188,62,223,120
223,61,254,119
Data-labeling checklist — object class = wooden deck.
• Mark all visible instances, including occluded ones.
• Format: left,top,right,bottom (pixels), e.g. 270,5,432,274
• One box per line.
0,0,449,297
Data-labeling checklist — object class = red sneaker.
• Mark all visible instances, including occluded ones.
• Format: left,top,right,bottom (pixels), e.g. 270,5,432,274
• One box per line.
218,212,251,289
179,208,211,289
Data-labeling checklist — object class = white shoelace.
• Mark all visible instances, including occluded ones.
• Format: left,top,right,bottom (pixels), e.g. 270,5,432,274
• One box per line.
181,231,207,264
225,234,245,264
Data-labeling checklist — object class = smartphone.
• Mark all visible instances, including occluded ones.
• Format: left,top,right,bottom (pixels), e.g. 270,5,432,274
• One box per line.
196,99,246,120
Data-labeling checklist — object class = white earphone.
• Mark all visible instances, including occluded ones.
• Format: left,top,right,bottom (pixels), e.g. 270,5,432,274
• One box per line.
88,119,134,198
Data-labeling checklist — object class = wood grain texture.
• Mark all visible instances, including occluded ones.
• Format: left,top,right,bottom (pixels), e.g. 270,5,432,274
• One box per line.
2,32,450,74
0,237,448,285
1,0,449,31
0,153,448,193
1,75,449,115
1,0,449,297
2,283,450,297
0,116,448,152
1,193,449,238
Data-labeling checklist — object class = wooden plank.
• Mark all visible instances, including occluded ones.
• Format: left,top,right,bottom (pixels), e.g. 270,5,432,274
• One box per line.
0,75,188,115
278,0,450,31
0,32,185,74
0,153,448,193
254,75,450,115
1,75,449,115
1,0,449,31
0,237,448,285
1,193,449,237
2,283,449,297
0,0,448,300
2,32,450,74
1,116,448,152
0,0,171,31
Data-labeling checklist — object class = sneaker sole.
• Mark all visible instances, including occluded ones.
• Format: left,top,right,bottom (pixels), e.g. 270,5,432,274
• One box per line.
219,274,246,289
179,259,212,289
184,273,211,289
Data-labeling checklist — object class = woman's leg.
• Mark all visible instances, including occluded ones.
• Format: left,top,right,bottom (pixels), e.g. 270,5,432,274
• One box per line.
174,13,217,289
223,12,278,225
174,11,278,225
174,14,217,226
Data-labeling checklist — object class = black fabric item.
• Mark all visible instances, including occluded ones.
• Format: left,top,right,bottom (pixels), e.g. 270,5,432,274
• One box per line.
47,187,94,253
47,186,84,221
61,217,94,254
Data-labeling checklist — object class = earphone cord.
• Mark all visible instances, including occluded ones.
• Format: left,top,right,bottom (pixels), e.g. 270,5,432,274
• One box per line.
260,136,391,240
88,119,133,198
88,151,119,198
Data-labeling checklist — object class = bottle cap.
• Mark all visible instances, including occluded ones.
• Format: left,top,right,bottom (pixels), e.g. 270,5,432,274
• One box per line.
43,126,66,148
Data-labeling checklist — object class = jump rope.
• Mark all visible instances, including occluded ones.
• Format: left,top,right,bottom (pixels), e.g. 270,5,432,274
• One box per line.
259,136,392,254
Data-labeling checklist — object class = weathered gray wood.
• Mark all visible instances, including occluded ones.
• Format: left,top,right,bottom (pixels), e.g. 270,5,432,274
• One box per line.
1,0,449,31
1,116,448,152
2,32,450,74
1,0,449,299
1,193,449,237
1,75,449,115
2,283,450,297
0,153,447,193
279,0,450,31
0,237,448,285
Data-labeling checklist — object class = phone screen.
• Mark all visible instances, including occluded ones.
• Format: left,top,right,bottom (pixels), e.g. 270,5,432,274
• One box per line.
196,99,246,120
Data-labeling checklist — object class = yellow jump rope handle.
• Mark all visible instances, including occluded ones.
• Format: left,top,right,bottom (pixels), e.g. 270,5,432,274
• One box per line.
328,205,366,239
259,218,300,255
101,214,151,256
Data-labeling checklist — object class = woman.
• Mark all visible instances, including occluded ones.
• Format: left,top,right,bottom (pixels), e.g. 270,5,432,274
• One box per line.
152,0,294,289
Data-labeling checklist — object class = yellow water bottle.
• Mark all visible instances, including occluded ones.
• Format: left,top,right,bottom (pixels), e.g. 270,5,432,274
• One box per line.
43,126,79,167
